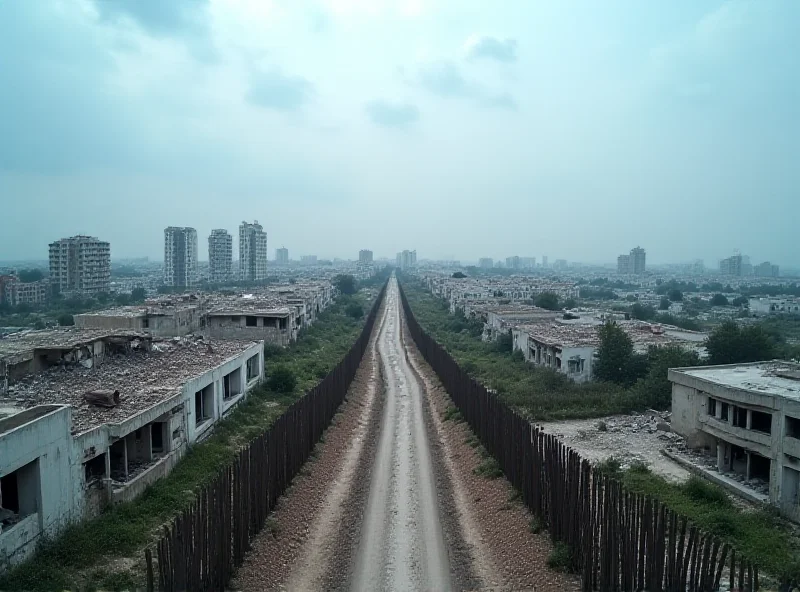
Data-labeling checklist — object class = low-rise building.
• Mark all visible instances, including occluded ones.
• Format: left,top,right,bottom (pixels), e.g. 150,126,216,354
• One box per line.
0,335,263,570
749,297,800,316
669,362,800,522
74,299,204,338
0,277,49,307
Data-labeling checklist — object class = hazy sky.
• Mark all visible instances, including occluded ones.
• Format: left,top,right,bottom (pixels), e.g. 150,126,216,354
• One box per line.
1,0,798,265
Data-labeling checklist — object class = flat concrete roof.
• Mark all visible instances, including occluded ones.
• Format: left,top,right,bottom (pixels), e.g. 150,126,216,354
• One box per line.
3,337,259,433
674,362,800,400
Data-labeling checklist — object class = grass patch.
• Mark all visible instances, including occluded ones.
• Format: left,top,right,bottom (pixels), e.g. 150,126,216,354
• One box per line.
265,517,281,538
0,290,377,592
473,457,503,479
547,543,574,572
508,488,522,503
442,405,463,422
621,469,800,578
529,515,544,534
464,433,480,448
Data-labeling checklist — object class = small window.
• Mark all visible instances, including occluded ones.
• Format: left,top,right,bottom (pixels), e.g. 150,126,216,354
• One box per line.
733,406,747,428
246,354,260,380
787,416,800,439
194,384,214,425
142,318,149,328
246,316,258,327
151,422,165,454
231,316,241,323
720,402,729,421
708,397,717,417
84,454,107,483
751,410,772,434
0,459,40,518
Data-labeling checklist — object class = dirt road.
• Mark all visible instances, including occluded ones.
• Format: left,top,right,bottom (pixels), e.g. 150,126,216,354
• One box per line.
234,277,577,591
350,278,453,592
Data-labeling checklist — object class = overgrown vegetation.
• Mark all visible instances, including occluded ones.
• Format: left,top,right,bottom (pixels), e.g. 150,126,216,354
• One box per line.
401,280,687,420
620,470,800,579
547,543,575,572
0,288,378,592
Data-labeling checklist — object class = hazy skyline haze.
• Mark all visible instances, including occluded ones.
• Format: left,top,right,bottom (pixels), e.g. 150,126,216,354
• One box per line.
0,0,798,265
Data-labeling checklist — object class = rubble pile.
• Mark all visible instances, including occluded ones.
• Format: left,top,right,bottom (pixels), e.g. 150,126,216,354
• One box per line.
1,336,257,433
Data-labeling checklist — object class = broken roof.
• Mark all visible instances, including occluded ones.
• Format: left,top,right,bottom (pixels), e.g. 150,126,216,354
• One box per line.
3,337,259,433
0,328,147,362
673,362,800,400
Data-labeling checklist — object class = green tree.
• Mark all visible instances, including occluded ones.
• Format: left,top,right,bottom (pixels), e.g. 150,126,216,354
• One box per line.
659,297,671,310
630,303,656,321
345,302,364,319
58,314,75,326
732,295,748,307
563,298,577,309
634,346,700,409
131,287,146,302
710,294,729,306
333,274,357,295
115,293,131,306
452,271,467,279
594,321,636,385
534,292,560,311
495,331,513,354
705,321,776,365
668,289,684,302
267,365,297,393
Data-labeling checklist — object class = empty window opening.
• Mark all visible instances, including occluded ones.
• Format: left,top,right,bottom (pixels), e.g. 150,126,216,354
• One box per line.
787,416,800,439
730,444,747,475
84,453,107,483
708,397,717,417
109,439,127,481
720,402,729,421
751,410,772,434
555,357,562,370
223,368,242,400
0,459,40,521
733,406,748,428
195,384,214,425
231,316,241,323
142,318,149,329
246,354,260,381
246,316,258,327
279,317,287,330
151,422,165,454
749,453,771,482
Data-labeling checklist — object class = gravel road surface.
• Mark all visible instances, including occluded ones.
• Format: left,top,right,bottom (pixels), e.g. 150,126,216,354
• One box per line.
350,278,453,592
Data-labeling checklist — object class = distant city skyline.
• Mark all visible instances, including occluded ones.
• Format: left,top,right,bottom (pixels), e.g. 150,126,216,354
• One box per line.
2,2,798,267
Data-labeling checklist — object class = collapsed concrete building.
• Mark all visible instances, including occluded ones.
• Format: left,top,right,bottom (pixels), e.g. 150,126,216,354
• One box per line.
670,362,800,523
74,281,335,347
0,329,264,570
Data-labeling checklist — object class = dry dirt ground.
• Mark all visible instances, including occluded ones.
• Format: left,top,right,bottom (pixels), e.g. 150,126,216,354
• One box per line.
232,278,582,591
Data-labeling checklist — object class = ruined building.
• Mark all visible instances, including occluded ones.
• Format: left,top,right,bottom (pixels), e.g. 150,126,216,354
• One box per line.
208,229,232,284
49,236,110,297
239,221,268,281
359,249,373,264
164,227,198,288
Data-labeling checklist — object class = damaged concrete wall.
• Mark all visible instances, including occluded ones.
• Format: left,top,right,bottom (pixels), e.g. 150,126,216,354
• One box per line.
0,406,76,572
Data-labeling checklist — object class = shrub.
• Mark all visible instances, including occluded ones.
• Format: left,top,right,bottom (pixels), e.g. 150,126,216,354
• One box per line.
596,420,608,432
474,457,503,479
547,543,573,572
596,456,624,479
529,515,543,534
628,460,651,474
345,302,364,319
681,476,730,507
58,314,75,326
267,366,297,393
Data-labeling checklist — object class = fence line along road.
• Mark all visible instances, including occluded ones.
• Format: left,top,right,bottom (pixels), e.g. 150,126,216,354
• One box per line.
145,282,387,592
398,281,760,592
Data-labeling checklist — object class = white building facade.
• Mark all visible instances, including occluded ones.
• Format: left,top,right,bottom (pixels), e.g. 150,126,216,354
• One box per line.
239,221,268,281
208,229,232,284
49,236,111,296
163,227,198,288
